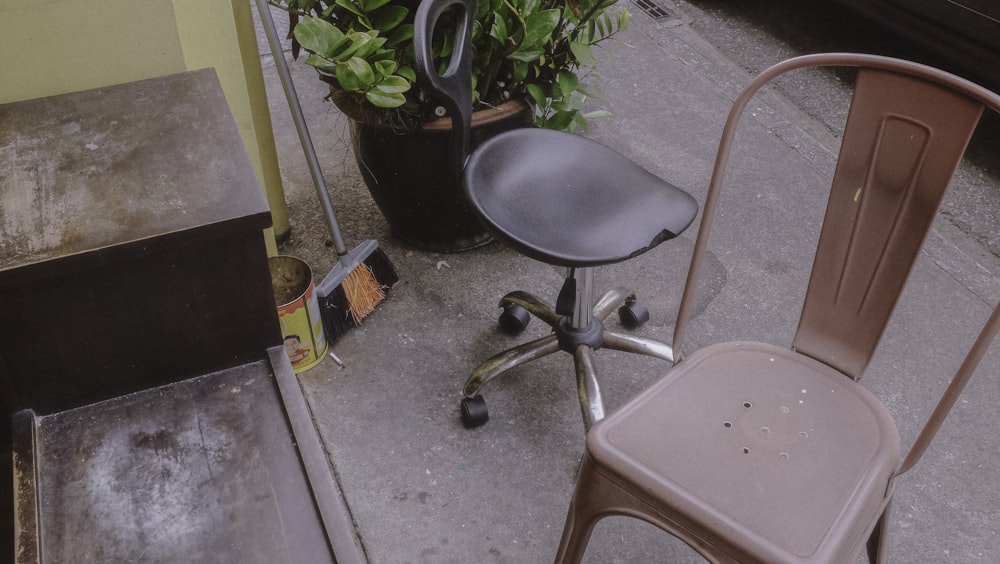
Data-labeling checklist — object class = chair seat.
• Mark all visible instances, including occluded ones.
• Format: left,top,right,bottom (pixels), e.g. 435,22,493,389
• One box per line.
464,128,698,267
588,342,902,562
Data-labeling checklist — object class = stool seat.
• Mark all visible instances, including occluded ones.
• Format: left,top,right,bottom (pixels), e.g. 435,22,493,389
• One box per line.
466,129,698,267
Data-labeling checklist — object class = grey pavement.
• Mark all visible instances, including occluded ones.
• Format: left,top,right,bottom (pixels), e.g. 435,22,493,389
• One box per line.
253,1,1000,562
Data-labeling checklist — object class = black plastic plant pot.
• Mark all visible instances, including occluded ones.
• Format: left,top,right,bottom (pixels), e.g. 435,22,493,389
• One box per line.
351,99,531,252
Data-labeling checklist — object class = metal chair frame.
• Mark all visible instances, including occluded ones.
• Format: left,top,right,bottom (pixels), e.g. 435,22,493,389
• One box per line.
555,53,1000,563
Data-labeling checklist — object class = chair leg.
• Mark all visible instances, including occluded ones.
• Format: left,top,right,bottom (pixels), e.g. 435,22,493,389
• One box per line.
573,345,605,430
591,286,635,321
555,453,697,564
556,454,741,564
501,290,562,327
464,335,561,396
866,502,892,564
467,280,655,428
602,331,675,362
554,454,613,564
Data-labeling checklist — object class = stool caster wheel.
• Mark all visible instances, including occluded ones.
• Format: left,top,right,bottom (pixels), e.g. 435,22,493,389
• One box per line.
460,395,489,428
498,303,530,335
618,299,650,329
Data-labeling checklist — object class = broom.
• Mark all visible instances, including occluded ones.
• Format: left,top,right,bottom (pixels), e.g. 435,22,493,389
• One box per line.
256,0,399,342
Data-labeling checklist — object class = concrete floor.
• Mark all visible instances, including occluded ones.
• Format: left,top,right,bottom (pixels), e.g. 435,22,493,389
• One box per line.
252,1,1000,562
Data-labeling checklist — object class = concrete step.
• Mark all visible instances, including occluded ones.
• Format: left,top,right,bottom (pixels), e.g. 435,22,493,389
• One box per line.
12,355,336,564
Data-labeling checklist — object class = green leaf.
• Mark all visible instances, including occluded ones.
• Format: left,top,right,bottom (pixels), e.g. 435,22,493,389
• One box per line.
557,71,579,96
370,5,408,32
335,61,362,92
334,0,365,17
370,49,396,63
490,13,508,43
303,54,339,75
336,56,376,91
508,48,543,63
364,90,407,108
352,34,388,60
293,17,346,58
436,31,454,60
520,9,559,49
373,59,397,78
474,0,489,19
395,65,416,82
512,61,528,82
525,83,547,109
361,0,391,12
568,41,593,64
373,75,410,94
619,10,630,31
572,111,589,133
545,110,577,131
385,23,413,47
334,31,375,61
575,81,607,102
329,34,354,55
347,56,376,87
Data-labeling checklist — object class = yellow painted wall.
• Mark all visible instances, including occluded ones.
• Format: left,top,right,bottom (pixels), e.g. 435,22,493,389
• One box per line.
0,0,289,253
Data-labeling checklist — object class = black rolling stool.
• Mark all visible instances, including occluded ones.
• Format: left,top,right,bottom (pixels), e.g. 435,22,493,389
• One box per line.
414,0,698,430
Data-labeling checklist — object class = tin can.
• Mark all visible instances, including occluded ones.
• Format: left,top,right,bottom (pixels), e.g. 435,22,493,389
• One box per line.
269,255,327,373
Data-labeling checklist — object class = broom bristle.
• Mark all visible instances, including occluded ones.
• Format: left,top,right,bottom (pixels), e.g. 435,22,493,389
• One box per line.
319,244,399,343
319,283,355,342
341,264,385,325
363,248,400,288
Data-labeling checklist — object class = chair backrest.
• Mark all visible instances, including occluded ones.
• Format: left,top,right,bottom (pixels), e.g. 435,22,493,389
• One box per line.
413,0,475,173
793,64,984,378
671,53,1000,474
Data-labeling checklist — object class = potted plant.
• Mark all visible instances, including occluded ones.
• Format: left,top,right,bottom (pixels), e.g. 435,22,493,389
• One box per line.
270,0,629,250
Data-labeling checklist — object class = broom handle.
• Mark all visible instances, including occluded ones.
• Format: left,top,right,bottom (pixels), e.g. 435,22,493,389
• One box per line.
256,0,349,257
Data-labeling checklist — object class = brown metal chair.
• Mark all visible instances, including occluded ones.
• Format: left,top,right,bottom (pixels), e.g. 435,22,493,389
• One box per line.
554,53,1000,563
